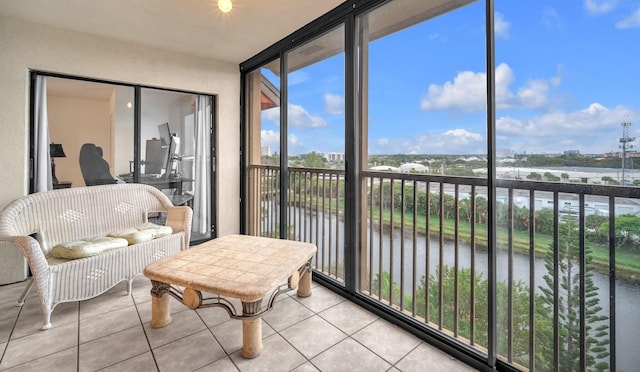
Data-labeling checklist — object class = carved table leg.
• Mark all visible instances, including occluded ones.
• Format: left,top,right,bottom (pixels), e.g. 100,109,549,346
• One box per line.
241,299,264,358
150,280,172,328
297,262,312,298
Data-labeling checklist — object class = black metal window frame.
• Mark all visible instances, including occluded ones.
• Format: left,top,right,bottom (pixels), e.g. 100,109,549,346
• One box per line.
29,70,218,243
239,1,508,370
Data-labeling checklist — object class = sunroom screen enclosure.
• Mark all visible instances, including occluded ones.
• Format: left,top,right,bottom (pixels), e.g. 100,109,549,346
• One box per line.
241,0,640,371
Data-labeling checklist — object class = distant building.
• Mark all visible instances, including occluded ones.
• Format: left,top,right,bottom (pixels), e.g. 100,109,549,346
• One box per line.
399,163,427,173
323,152,345,163
261,146,272,156
370,165,399,172
603,151,640,158
563,149,581,156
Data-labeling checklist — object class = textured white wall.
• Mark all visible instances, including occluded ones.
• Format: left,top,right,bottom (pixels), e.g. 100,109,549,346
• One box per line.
0,16,240,282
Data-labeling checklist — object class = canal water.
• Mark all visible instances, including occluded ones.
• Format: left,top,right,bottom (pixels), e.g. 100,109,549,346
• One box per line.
296,209,640,371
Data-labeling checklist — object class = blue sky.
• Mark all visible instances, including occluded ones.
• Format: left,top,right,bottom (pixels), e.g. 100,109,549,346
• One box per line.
261,0,640,156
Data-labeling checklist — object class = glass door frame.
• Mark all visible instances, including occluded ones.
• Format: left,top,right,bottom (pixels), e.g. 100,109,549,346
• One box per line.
29,70,217,244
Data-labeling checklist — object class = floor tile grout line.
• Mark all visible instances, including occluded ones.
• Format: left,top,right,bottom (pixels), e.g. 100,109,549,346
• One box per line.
77,293,154,372
265,292,361,372
0,299,79,371
0,301,22,366
0,302,22,368
76,301,81,372
132,292,161,372
391,342,422,371
344,318,409,368
0,279,472,372
195,306,243,372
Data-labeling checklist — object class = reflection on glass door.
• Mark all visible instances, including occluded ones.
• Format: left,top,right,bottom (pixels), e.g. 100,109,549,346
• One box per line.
245,58,282,238
138,88,214,241
44,77,134,191
35,74,215,243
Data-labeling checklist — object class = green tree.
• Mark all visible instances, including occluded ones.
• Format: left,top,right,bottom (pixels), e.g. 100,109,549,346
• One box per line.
600,176,620,185
598,214,640,251
537,214,609,371
302,151,327,168
409,266,536,366
527,172,543,181
585,215,608,245
445,167,476,177
535,209,554,235
261,153,280,166
544,172,561,182
372,271,401,306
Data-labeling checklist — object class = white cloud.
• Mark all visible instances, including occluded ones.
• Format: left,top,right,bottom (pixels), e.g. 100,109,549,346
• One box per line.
616,8,640,29
494,12,510,38
288,133,303,149
377,138,389,146
370,129,485,155
263,104,328,129
324,93,344,115
428,33,447,42
263,107,280,125
289,104,328,128
496,103,640,153
260,130,304,153
421,69,487,112
443,129,483,144
288,71,310,86
584,0,617,14
542,7,565,30
261,129,280,150
420,63,561,112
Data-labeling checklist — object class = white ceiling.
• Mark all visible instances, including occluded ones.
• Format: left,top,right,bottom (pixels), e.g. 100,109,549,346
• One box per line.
0,0,346,64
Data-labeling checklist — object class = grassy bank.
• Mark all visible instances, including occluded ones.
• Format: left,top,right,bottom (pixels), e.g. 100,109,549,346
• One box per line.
371,208,640,282
292,198,639,281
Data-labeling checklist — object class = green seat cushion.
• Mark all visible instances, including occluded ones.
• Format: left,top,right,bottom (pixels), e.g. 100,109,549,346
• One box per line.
108,223,173,245
51,236,129,259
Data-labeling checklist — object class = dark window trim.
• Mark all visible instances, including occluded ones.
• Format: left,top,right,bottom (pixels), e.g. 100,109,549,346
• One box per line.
239,0,502,370
28,70,218,242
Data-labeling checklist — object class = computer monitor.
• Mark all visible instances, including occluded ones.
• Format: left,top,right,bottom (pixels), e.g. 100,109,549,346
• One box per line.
158,123,171,146
144,139,168,175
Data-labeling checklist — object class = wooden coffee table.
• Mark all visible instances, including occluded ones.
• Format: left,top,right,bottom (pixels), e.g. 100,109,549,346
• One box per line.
143,234,317,358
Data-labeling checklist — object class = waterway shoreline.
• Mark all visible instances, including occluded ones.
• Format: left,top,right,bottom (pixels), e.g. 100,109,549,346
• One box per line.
370,217,640,284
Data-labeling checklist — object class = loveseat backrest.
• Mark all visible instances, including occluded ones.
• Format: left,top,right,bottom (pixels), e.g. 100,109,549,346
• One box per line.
0,184,174,252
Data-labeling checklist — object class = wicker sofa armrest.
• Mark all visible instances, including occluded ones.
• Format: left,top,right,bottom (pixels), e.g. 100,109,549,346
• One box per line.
0,235,51,306
166,206,193,248
0,235,48,274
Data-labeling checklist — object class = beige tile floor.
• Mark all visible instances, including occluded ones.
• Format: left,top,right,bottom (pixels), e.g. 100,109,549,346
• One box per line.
0,277,477,372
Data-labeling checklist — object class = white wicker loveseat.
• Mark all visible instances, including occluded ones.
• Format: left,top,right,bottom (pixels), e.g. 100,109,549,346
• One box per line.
0,183,192,329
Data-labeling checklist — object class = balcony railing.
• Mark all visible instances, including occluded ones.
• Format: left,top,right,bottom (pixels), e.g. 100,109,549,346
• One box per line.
248,165,345,283
247,164,640,371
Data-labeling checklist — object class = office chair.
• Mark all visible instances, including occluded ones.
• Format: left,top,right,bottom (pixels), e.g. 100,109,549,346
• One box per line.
79,143,117,186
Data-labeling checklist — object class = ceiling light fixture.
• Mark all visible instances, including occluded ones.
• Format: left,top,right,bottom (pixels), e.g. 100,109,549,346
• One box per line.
218,0,232,13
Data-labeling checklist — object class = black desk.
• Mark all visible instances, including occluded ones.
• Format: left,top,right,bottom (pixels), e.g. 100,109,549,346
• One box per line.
53,181,72,190
141,177,193,195
119,175,193,206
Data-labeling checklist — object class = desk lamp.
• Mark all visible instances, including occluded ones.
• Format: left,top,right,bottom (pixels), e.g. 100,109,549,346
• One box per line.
50,143,66,185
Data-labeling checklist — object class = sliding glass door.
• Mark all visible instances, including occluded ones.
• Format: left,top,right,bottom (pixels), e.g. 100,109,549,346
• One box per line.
31,73,215,242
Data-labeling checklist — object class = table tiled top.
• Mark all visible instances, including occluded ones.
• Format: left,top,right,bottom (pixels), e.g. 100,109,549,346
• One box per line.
144,234,317,302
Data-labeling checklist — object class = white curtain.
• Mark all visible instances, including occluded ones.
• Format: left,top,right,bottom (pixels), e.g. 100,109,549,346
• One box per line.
193,95,211,234
34,75,52,192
